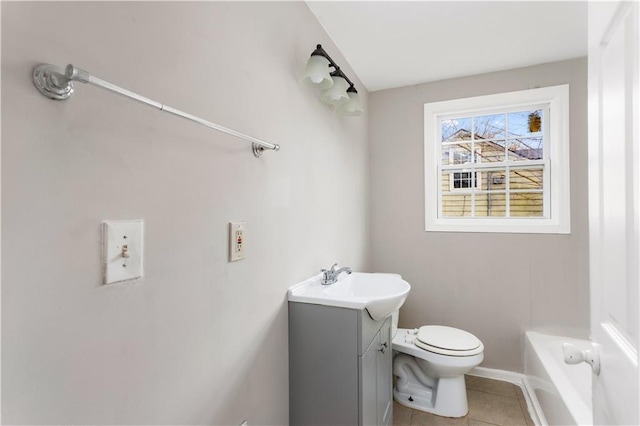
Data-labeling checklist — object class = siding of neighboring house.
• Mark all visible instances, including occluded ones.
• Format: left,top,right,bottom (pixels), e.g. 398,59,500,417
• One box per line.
440,131,544,217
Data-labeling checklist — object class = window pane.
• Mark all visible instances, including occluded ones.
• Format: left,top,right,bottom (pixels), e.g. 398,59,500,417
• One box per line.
475,141,505,163
507,137,543,160
442,145,450,165
509,168,543,190
441,171,451,192
510,192,543,217
475,193,506,217
441,193,472,217
474,113,506,139
479,169,506,191
441,117,472,142
507,109,543,138
442,143,473,166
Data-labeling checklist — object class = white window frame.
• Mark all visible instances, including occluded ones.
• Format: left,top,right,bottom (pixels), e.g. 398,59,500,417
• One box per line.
424,85,570,234
450,170,478,191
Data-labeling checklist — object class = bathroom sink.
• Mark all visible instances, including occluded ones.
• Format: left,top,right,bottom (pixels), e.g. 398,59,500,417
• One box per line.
288,272,411,320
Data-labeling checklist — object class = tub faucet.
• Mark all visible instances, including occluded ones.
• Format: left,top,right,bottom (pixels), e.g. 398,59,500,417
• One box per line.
321,263,352,285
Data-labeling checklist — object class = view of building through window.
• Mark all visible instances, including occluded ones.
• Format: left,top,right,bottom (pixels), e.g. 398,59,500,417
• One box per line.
439,109,545,218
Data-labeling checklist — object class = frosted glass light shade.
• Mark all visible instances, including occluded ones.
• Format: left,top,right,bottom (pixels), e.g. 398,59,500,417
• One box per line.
320,76,350,106
339,91,363,116
301,55,333,89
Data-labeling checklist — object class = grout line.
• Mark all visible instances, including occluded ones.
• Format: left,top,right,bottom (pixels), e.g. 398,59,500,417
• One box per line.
469,419,501,426
467,387,519,400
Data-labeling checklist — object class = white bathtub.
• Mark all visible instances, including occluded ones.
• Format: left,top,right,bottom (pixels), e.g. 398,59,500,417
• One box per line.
524,331,593,426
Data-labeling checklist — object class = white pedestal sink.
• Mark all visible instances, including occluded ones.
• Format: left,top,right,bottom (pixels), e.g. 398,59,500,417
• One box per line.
288,272,411,320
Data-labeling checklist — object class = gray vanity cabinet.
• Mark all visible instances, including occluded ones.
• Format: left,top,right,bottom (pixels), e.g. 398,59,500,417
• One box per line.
289,302,392,426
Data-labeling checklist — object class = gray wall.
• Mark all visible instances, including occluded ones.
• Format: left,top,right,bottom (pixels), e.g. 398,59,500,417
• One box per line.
1,2,369,424
369,58,589,372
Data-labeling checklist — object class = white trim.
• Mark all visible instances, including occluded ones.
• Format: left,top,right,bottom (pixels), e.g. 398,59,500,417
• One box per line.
441,159,546,171
468,366,547,426
468,366,525,384
602,322,639,366
425,85,571,234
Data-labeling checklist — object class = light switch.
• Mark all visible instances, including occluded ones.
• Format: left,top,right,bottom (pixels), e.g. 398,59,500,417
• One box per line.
102,219,144,284
229,222,246,262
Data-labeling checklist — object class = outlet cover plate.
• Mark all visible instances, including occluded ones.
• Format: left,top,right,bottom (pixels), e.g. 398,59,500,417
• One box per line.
229,222,246,262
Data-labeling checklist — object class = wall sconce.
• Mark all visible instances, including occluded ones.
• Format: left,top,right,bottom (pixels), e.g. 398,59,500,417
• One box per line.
302,44,363,117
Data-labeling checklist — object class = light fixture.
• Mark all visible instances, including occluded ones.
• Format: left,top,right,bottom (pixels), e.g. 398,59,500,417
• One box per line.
339,87,363,116
301,48,333,89
302,44,363,116
320,70,350,106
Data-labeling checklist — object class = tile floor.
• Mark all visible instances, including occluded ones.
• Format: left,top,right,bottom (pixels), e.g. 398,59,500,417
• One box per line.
393,376,535,426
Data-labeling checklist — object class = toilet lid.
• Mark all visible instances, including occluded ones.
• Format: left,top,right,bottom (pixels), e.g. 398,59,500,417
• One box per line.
415,325,483,356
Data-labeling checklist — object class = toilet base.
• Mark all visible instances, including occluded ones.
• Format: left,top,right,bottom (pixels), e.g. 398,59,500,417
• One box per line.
394,375,469,417
392,327,484,418
393,354,470,418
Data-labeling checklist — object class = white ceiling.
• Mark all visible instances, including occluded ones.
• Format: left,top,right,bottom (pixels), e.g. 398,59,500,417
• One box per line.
306,1,588,92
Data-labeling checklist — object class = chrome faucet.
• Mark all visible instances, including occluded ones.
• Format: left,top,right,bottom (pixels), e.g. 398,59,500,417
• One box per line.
321,263,352,285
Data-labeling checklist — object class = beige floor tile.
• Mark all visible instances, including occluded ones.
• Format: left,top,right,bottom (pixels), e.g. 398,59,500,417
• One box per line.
467,389,527,426
513,385,535,426
468,420,499,426
516,396,535,426
410,410,468,426
394,401,413,426
392,377,533,426
465,376,518,399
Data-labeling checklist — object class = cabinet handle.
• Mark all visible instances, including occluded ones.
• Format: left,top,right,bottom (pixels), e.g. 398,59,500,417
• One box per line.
378,342,387,354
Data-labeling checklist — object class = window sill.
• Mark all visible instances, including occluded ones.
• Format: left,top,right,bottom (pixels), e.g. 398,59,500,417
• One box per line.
425,218,571,234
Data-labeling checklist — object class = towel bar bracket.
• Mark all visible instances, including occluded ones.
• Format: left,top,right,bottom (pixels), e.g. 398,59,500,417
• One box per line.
33,64,74,100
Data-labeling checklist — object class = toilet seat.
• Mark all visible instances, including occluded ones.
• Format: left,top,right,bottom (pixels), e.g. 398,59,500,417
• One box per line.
414,325,483,356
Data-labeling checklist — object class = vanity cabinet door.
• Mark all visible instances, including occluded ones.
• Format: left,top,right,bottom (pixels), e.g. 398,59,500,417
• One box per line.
360,316,393,426
361,337,377,426
289,302,392,426
377,319,392,426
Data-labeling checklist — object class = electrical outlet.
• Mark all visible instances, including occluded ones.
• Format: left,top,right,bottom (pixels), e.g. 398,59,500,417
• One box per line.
229,222,247,262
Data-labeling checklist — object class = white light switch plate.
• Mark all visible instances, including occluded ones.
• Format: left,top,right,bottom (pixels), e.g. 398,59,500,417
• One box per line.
102,219,144,284
229,222,246,262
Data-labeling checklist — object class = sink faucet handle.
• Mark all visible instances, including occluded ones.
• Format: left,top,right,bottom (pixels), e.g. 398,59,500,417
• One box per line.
330,263,338,272
320,268,330,281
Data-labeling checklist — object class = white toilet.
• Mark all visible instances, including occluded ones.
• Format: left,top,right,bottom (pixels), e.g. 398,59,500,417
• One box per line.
391,310,484,417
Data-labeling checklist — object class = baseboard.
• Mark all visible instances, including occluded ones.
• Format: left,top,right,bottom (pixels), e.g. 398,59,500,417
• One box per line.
468,367,547,426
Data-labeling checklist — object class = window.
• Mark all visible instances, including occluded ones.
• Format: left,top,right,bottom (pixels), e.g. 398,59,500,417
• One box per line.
424,85,570,233
452,171,476,189
448,149,477,189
